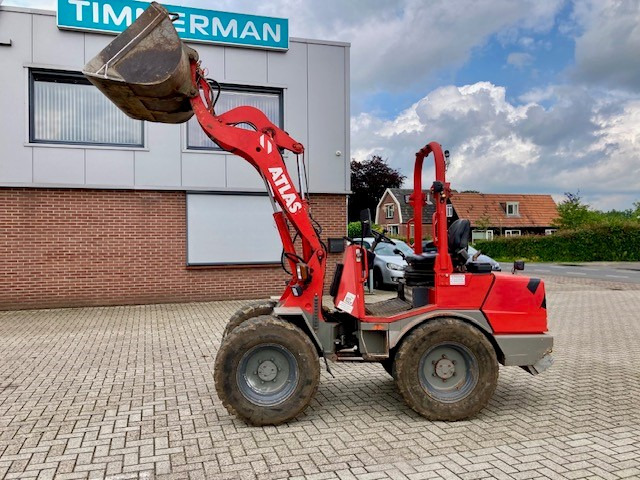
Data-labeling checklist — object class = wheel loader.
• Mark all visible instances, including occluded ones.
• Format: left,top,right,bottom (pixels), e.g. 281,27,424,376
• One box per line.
84,2,554,426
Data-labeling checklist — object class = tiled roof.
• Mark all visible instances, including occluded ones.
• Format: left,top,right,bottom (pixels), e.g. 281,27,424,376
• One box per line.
388,188,437,224
449,193,558,228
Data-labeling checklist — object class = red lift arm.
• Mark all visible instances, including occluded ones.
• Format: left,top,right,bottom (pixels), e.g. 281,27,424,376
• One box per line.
189,64,327,308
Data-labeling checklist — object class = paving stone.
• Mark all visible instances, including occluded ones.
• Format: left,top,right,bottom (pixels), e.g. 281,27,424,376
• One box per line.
1,277,640,479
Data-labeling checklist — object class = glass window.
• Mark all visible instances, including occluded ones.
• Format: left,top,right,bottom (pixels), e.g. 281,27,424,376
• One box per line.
384,204,395,219
30,70,143,146
187,86,282,150
446,204,453,217
506,202,520,216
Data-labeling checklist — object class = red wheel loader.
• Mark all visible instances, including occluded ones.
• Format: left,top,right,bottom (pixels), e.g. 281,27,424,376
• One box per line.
84,2,553,426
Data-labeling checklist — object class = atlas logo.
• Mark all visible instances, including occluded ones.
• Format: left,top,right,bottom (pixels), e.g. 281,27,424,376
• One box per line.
268,167,302,213
259,134,273,154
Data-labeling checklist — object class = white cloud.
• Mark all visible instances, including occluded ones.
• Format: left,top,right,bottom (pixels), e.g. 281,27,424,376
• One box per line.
507,52,534,68
571,0,640,92
351,82,640,210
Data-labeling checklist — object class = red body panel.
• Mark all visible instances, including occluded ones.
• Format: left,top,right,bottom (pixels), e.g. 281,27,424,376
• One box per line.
435,273,494,308
334,245,368,318
482,274,547,334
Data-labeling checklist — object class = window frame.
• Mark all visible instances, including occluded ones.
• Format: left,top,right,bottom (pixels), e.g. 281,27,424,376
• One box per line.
472,229,494,241
29,68,145,148
384,203,395,219
505,229,522,237
185,83,284,151
446,204,453,217
186,191,282,266
387,224,399,235
545,229,557,235
506,202,520,217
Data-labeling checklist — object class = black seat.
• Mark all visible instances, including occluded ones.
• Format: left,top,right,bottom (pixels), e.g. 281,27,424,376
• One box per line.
405,252,437,266
448,219,471,267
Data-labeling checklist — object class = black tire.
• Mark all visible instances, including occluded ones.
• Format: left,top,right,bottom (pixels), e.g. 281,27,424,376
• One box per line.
373,268,384,290
222,299,277,338
214,315,320,426
381,353,395,378
394,318,498,421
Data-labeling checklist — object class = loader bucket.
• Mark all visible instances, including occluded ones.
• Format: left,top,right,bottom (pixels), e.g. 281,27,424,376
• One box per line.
83,2,199,124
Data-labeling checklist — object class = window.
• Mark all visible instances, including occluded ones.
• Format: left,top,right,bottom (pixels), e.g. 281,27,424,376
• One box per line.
30,69,143,146
384,204,395,219
545,229,557,235
186,193,281,265
506,202,520,216
446,204,453,217
505,230,521,237
387,225,399,235
472,230,494,241
187,85,283,149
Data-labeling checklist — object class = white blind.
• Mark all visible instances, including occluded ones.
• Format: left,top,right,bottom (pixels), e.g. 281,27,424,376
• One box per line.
31,72,143,146
187,193,282,265
187,89,281,149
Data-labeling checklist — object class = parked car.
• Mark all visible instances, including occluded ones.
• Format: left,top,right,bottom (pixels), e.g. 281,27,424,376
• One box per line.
355,237,415,288
422,241,501,271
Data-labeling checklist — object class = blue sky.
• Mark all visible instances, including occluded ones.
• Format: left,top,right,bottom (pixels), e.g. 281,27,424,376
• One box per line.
4,0,640,210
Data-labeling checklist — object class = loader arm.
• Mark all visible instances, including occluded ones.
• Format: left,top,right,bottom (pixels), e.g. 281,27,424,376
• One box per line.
189,64,327,308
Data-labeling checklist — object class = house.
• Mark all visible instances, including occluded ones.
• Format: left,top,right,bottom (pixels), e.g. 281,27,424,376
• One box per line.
448,193,558,241
375,188,436,240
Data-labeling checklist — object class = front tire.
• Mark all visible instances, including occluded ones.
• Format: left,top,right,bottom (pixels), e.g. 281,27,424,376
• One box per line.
222,299,277,338
214,315,320,426
394,318,498,421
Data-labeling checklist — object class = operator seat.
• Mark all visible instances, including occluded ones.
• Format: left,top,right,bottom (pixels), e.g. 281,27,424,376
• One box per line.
448,219,471,267
449,219,493,273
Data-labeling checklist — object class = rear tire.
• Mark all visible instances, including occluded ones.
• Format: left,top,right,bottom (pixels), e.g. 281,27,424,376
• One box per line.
381,353,395,378
394,318,498,421
214,315,320,426
222,299,277,338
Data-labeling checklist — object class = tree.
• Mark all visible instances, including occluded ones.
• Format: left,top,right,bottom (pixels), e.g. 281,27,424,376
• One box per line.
553,191,596,229
349,155,405,221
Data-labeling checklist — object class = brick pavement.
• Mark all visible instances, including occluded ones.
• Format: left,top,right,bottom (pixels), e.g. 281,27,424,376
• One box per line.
1,276,640,479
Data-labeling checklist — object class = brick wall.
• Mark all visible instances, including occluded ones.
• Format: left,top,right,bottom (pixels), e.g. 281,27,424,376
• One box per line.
0,188,346,310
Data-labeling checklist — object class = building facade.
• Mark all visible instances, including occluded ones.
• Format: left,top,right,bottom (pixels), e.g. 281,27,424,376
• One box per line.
0,4,350,309
374,188,436,242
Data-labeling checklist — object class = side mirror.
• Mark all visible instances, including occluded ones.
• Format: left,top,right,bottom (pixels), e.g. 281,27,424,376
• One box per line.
512,260,525,274
360,208,372,238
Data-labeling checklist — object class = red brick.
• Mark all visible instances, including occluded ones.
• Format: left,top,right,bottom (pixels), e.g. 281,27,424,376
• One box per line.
0,188,346,310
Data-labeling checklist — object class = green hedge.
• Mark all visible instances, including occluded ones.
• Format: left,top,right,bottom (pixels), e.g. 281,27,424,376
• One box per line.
347,221,382,238
474,223,640,262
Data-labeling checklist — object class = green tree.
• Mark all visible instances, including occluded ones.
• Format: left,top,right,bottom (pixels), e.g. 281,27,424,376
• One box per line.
553,191,596,229
349,155,405,221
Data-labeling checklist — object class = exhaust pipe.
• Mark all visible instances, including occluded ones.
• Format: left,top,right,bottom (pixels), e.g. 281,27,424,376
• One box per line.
83,2,199,124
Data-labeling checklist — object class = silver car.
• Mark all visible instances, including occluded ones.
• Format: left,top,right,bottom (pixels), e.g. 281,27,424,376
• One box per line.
355,237,415,288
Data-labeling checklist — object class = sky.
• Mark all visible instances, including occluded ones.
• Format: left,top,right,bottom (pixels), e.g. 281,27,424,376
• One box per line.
5,0,640,210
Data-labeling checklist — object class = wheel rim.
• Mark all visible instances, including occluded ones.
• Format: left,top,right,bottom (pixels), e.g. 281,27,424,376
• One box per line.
236,343,299,407
418,342,478,403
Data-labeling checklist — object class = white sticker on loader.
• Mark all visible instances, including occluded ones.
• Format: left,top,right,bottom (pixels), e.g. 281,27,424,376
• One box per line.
450,274,466,286
337,292,356,313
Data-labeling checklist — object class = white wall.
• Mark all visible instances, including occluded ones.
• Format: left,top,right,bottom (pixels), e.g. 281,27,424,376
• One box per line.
0,6,351,194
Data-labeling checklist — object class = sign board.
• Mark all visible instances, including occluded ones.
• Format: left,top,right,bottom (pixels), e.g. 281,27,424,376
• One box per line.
57,0,289,50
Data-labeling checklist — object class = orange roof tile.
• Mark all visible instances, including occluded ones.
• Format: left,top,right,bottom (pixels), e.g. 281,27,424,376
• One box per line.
449,193,558,228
